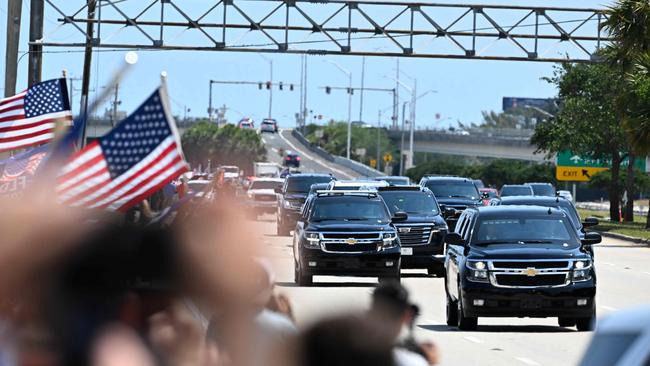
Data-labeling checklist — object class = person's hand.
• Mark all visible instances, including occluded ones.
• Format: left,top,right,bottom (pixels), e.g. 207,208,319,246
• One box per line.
268,293,295,323
418,341,440,365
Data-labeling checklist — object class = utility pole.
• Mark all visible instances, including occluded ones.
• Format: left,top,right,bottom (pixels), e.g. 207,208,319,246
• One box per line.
269,59,273,118
208,80,214,121
377,110,381,172
326,60,353,159
299,55,304,128
111,83,120,127
4,0,22,97
80,0,97,122
399,102,408,175
27,0,44,87
407,80,417,170
394,58,400,129
303,56,308,130
359,56,366,123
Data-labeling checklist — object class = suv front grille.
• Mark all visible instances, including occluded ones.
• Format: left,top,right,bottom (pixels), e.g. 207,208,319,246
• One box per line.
324,243,377,252
322,233,379,240
495,274,567,287
319,232,383,254
254,194,276,202
487,259,574,288
395,225,434,246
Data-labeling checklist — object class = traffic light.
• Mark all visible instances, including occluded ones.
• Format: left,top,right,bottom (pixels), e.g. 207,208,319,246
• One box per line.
289,84,294,91
266,81,271,89
325,86,331,94
258,82,263,90
279,81,283,90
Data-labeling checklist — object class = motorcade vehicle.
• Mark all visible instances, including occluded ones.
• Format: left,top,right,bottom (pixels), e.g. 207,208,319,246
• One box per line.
293,190,403,285
491,196,599,240
500,184,534,197
419,176,482,231
253,162,281,178
372,176,411,186
187,179,211,198
260,118,278,133
307,183,330,198
479,188,499,205
579,305,650,366
327,179,389,191
377,186,448,276
276,173,336,236
473,179,485,189
557,190,574,202
238,118,255,129
445,205,600,331
525,182,557,197
246,178,284,219
283,150,301,168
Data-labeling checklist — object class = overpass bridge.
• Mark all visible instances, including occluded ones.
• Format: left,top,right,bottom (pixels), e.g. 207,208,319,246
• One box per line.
387,129,550,162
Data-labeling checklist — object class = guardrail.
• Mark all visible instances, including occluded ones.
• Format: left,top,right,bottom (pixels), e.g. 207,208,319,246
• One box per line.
290,129,383,177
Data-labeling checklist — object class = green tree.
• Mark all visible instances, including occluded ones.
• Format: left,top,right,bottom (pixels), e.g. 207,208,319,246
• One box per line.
531,61,630,221
181,122,266,174
602,0,650,226
305,122,395,168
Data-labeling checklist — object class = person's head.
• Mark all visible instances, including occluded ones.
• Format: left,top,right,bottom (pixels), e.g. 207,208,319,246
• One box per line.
370,280,413,338
297,314,395,366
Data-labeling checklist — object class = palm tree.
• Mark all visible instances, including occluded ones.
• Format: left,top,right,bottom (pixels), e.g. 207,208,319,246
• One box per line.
602,0,650,224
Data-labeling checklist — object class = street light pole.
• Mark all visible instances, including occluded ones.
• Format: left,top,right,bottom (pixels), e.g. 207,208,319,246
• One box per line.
359,56,366,123
400,101,408,176
258,54,273,118
377,110,381,172
326,60,353,159
408,79,417,170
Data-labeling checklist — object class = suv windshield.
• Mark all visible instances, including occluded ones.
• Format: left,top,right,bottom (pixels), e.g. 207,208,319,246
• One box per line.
528,184,556,196
250,180,282,190
474,217,573,244
424,181,479,200
287,177,333,193
501,186,532,196
379,191,439,215
311,197,390,222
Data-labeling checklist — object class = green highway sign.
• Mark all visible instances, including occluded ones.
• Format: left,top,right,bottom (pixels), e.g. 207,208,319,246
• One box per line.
556,151,647,171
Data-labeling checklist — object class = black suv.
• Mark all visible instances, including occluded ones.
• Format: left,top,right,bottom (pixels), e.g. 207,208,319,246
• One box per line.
444,206,601,331
293,191,404,285
377,186,448,276
276,174,335,236
419,176,483,231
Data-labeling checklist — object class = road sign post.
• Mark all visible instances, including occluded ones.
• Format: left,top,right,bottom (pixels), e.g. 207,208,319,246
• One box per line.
556,151,647,182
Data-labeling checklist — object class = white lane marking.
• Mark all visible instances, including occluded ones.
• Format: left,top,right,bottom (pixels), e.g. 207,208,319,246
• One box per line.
601,305,618,312
277,129,354,179
271,147,279,154
463,336,484,344
515,357,540,366
601,261,615,266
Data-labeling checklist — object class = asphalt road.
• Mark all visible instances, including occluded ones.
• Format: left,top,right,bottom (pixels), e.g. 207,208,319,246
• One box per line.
255,133,650,366
256,216,650,366
259,129,360,179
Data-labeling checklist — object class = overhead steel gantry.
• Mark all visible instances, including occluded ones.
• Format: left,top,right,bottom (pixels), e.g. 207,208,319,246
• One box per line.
39,0,610,63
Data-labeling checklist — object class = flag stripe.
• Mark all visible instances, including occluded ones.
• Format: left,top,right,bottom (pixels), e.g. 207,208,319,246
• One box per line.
0,133,55,153
0,120,56,134
0,92,26,106
75,137,176,207
100,154,184,210
87,143,179,208
0,102,24,115
58,141,102,176
0,113,26,123
0,122,56,139
57,156,109,196
0,111,72,129
62,170,112,206
0,127,56,143
113,164,188,212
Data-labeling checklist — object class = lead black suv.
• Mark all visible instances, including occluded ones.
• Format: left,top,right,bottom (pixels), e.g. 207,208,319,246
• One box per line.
444,206,601,331
377,186,448,276
292,191,404,286
419,176,483,231
276,174,335,236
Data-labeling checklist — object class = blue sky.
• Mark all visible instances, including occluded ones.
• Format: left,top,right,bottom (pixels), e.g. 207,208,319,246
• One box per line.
1,0,612,128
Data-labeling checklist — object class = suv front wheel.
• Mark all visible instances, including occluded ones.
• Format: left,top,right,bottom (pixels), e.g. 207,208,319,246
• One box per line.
457,285,478,330
294,261,313,286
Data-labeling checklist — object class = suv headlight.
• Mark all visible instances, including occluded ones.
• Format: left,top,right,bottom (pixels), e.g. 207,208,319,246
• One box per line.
572,260,592,282
466,260,489,283
304,232,320,249
383,232,398,248
283,200,293,209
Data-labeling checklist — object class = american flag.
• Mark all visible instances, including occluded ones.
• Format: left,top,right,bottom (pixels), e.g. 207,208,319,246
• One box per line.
0,79,72,152
56,87,189,212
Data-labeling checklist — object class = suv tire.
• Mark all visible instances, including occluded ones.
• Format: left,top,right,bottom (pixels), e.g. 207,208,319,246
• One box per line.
379,269,401,283
428,265,446,277
576,314,596,331
277,222,291,236
295,262,312,286
446,294,459,326
558,317,576,327
457,286,478,331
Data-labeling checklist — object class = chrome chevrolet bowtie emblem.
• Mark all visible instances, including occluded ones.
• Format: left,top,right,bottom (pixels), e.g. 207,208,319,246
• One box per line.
524,267,537,277
346,238,358,245
398,227,411,233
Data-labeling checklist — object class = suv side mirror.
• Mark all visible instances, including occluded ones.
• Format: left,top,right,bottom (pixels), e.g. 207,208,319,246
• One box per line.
440,205,457,218
392,211,408,222
582,217,599,228
481,192,490,199
274,187,282,194
445,232,465,246
581,232,602,245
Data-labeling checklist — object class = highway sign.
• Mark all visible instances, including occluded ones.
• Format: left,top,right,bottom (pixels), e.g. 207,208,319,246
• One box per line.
556,166,607,182
556,151,646,170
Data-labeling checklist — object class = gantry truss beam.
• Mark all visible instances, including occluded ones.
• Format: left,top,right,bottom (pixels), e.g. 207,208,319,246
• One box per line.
39,0,610,62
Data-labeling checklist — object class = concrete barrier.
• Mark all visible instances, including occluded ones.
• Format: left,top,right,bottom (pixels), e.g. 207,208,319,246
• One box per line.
290,129,383,178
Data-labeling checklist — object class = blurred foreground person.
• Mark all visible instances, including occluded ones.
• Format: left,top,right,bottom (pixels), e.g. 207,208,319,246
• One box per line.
370,281,440,366
297,314,395,366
